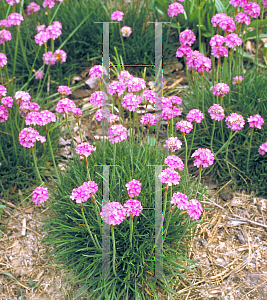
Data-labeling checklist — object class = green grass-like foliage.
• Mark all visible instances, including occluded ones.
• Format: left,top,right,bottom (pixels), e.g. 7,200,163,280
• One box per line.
42,139,208,299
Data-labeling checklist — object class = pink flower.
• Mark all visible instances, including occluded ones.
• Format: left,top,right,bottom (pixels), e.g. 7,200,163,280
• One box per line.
100,202,126,226
90,91,107,107
0,53,7,67
186,109,204,123
164,155,184,171
43,51,56,65
111,10,124,22
70,181,98,204
179,29,196,46
143,90,156,104
0,29,12,44
121,26,132,37
14,91,30,106
162,107,175,120
27,2,40,15
32,187,49,205
209,35,225,47
211,14,236,32
244,2,260,18
118,70,133,85
160,97,172,108
8,13,24,26
54,49,67,63
1,96,13,108
165,136,182,152
76,142,96,157
73,107,82,118
52,21,62,29
211,13,228,27
173,107,182,117
89,65,108,78
232,76,244,85
187,199,203,220
94,108,111,121
0,20,12,28
19,102,40,117
213,83,230,97
46,24,62,40
259,142,267,155
0,85,7,97
35,31,49,46
127,77,146,93
140,113,155,126
6,0,20,5
208,104,225,121
125,179,142,198
58,85,71,95
19,127,46,148
235,12,251,25
192,148,214,169
247,114,264,129
171,192,189,210
176,120,193,134
123,199,143,217
35,70,44,80
107,124,128,144
43,0,55,9
168,2,184,17
56,98,76,114
176,45,192,57
224,33,242,48
0,105,8,123
25,112,40,126
38,110,56,126
262,0,267,8
37,24,46,33
211,46,228,58
158,167,181,186
186,50,204,71
169,96,182,106
122,93,141,111
229,0,247,7
196,56,212,72
225,113,245,131
108,81,126,97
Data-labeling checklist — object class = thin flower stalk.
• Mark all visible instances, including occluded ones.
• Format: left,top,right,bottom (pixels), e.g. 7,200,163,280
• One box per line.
183,133,188,180
163,184,168,220
0,142,7,164
195,165,202,198
145,126,149,161
210,120,216,152
111,225,117,276
246,127,254,173
129,215,134,248
65,113,75,149
31,147,42,183
118,21,126,59
11,26,19,90
188,122,196,159
46,125,59,180
25,46,41,90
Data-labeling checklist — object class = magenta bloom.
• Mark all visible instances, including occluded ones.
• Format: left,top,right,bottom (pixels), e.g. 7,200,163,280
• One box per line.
76,142,96,157
73,108,82,118
35,31,49,46
0,29,12,44
8,13,24,26
171,192,189,210
225,113,245,131
125,179,142,198
43,51,56,65
37,24,46,33
19,127,46,148
263,0,267,8
14,91,30,106
229,0,247,7
90,91,107,107
196,56,212,72
0,20,12,28
225,33,242,48
37,110,56,126
176,120,193,134
186,50,204,71
247,114,264,129
35,70,44,80
169,96,182,106
143,90,156,104
209,35,225,47
192,148,214,169
0,85,7,98
1,96,13,108
213,83,230,97
19,102,40,118
0,53,7,67
122,93,141,111
52,21,62,29
108,81,126,97
127,77,146,93
32,187,49,205
179,29,196,46
244,2,260,18
140,113,156,126
211,46,228,58
118,70,133,85
162,107,176,120
107,124,128,144
70,181,98,204
232,76,244,85
56,98,76,114
100,202,126,226
173,107,182,117
165,136,182,152
27,2,40,15
208,104,225,121
123,199,143,217
211,13,228,27
46,24,62,40
159,167,181,186
186,109,204,123
6,0,20,5
168,2,184,17
0,105,8,123
259,142,267,155
94,108,111,122
219,16,236,32
187,199,203,220
235,12,251,25
43,0,55,9
58,85,72,95
164,155,184,171
111,10,124,22
25,112,40,126
121,26,132,37
176,45,192,57
89,65,108,78
160,97,172,109
54,49,67,63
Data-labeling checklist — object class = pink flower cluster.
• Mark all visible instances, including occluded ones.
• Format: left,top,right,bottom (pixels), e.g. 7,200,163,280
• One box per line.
70,181,98,204
25,110,56,126
186,50,211,72
208,104,225,121
158,167,181,186
140,113,155,126
186,109,204,123
179,29,196,46
43,49,67,65
164,155,184,171
176,120,193,134
259,142,267,155
232,76,244,85
125,179,142,198
0,105,8,123
0,53,7,67
121,26,132,37
19,127,46,148
94,109,119,123
56,98,76,114
226,113,245,131
89,65,108,78
101,202,126,226
111,10,124,22
225,33,242,48
247,114,264,129
35,70,44,80
187,199,203,220
75,142,96,157
19,102,40,117
14,91,30,106
58,85,71,95
211,13,236,32
229,0,247,7
118,70,133,85
0,29,12,45
90,91,108,107
165,136,182,152
32,186,49,205
123,199,143,217
8,13,24,26
235,12,251,25
108,81,126,97
143,90,156,104
27,2,40,15
176,45,192,57
192,148,214,169
107,124,127,144
1,96,13,108
0,85,7,97
171,192,189,210
244,2,260,18
122,93,141,111
168,2,184,17
213,83,230,97
127,77,146,93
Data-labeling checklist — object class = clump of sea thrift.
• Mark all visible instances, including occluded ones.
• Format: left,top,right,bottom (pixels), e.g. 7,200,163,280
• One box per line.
225,113,245,131
259,142,267,155
76,143,96,157
164,155,184,171
125,179,142,198
32,186,49,205
19,127,46,148
247,114,264,129
123,199,143,217
70,181,98,204
192,148,214,169
165,136,182,152
100,202,126,226
186,199,203,220
171,192,189,210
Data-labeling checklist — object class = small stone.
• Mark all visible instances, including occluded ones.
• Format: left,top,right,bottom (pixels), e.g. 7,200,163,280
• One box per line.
25,207,34,214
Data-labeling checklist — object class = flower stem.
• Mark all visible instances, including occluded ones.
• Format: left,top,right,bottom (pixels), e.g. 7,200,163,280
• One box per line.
210,120,215,152
25,46,41,90
0,142,7,164
31,147,42,184
65,113,75,149
46,125,59,180
163,184,168,220
129,215,134,248
145,126,149,161
111,226,117,276
225,131,233,178
118,21,126,60
163,210,173,241
188,122,196,160
85,157,91,180
195,166,202,198
183,133,188,180
246,128,254,173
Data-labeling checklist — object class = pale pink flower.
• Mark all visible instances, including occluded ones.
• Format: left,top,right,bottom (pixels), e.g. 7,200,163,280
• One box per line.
54,49,67,63
123,199,143,217
140,113,155,126
186,109,204,123
187,199,203,220
8,13,24,26
108,81,126,97
171,192,189,210
127,77,146,92
89,65,108,78
262,0,267,8
164,155,184,171
73,107,82,118
70,181,98,204
42,51,56,65
247,114,264,129
213,83,230,97
208,104,225,121
76,142,96,157
121,26,132,37
1,96,13,108
232,76,244,85
259,142,267,155
196,56,212,72
35,31,49,46
168,2,184,17
162,107,175,120
56,98,76,114
0,85,7,97
211,46,228,58
143,90,156,104
176,120,193,134
14,91,30,106
37,24,46,33
176,45,192,57
46,24,61,40
225,113,245,131
35,70,44,80
100,202,126,226
244,2,260,18
58,85,71,95
0,105,8,123
122,93,141,111
6,0,20,5
229,0,247,7
158,167,181,186
111,10,124,22
209,35,225,47
19,127,46,148
211,13,228,27
27,2,40,15
165,136,182,152
43,0,55,9
179,29,196,46
107,124,128,144
224,33,242,48
125,179,142,198
235,12,251,25
0,53,7,67
192,148,214,168
169,96,182,106
0,20,11,28
0,29,12,44
90,91,107,107
32,187,49,205
37,110,56,126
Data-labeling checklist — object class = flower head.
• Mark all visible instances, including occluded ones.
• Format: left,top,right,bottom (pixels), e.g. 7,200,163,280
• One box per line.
229,0,247,7
244,2,260,18
232,76,244,85
176,120,193,134
0,20,11,28
121,26,132,37
108,81,126,97
73,107,82,118
90,91,107,107
225,113,245,131
100,202,126,226
179,29,196,46
76,142,96,157
196,56,212,72
46,24,62,40
235,12,251,25
164,155,184,171
208,104,225,121
127,77,146,92
70,181,98,204
37,24,46,33
111,10,124,21
35,31,49,46
165,136,182,152
107,124,128,144
143,90,156,104
192,148,214,169
140,113,156,126
0,29,12,44
42,51,56,65
0,105,8,123
89,65,108,78
168,2,184,17
123,199,143,217
1,96,13,108
125,179,142,198
209,35,225,47
211,46,228,58
247,114,264,129
8,13,24,26
56,98,76,114
35,70,44,80
187,199,203,220
176,45,192,57
6,0,20,5
186,109,204,123
27,2,40,15
171,192,189,210
14,91,30,106
32,187,49,205
224,33,242,48
118,70,133,85
159,168,181,186
43,0,55,9
213,83,230,97
0,53,7,67
259,142,267,155
37,110,56,126
186,50,204,71
122,93,141,111
54,49,67,63
19,127,46,148
58,85,71,95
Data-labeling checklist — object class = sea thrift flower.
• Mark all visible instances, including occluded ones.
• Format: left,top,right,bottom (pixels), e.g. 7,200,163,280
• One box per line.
70,181,98,204
208,104,225,121
73,108,82,118
169,96,182,106
89,65,108,77
262,0,267,8
94,108,111,121
162,107,176,120
235,12,251,25
38,110,56,126
43,0,55,9
25,112,40,126
247,114,264,129
90,91,107,107
118,70,133,85
14,91,30,106
125,179,142,198
173,107,182,117
0,105,8,122
192,148,214,168
164,155,184,171
232,76,244,85
225,113,245,131
259,142,267,155
32,187,49,205
225,33,242,48
211,13,228,27
76,142,96,157
6,0,20,5
171,192,189,210
109,114,120,123
160,96,172,108
186,50,204,71
121,26,132,37
0,53,7,67
0,85,7,97
186,109,204,123
209,35,225,47
158,167,181,186
122,93,141,111
19,127,46,148
0,29,12,44
176,45,192,57
187,199,203,220
111,10,124,22
127,77,146,92
176,120,193,134
58,85,71,95
27,2,40,15
42,51,56,65
165,136,182,152
54,49,67,63
140,113,156,126
8,13,24,26
123,199,143,217
52,21,62,29
211,46,228,58
108,81,126,97
143,90,156,104
213,83,230,97
229,0,247,7
34,31,49,46
179,29,196,46
197,56,212,72
244,2,260,18
0,20,11,28
168,2,184,17
35,70,44,80
107,124,128,144
100,202,126,226
37,24,46,33
1,96,13,108
46,24,62,40
19,102,40,116
56,98,76,114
